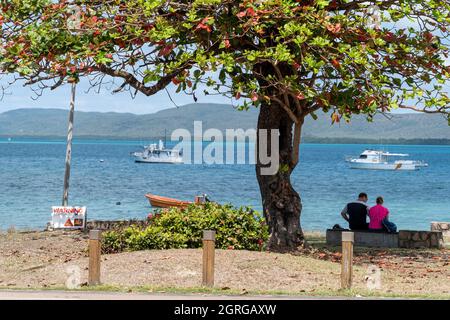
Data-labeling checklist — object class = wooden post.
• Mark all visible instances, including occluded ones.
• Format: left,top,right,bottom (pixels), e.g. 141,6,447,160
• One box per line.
62,82,77,206
202,230,215,287
341,231,354,289
88,229,102,286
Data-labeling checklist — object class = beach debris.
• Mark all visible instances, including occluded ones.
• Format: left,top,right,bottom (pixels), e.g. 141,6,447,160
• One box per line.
240,289,249,295
20,264,47,272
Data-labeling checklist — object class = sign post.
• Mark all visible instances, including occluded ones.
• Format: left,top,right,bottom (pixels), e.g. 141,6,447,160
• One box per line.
202,230,216,288
88,229,102,286
341,231,354,289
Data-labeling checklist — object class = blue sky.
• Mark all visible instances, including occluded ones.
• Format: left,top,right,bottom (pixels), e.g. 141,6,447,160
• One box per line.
0,77,230,114
0,75,419,115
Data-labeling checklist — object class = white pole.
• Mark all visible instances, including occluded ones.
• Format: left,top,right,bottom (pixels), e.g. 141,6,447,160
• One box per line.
62,82,76,206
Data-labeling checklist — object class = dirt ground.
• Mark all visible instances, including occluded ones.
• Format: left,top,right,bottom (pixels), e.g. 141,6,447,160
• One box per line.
0,230,448,298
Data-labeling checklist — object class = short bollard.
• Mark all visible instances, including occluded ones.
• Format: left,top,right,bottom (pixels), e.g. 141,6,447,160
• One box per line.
341,231,354,289
88,229,102,286
202,230,216,288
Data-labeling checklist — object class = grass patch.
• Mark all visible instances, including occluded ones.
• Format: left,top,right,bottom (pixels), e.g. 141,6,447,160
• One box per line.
1,285,447,299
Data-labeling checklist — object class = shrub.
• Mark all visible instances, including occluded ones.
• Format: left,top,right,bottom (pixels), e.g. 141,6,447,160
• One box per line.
102,203,268,253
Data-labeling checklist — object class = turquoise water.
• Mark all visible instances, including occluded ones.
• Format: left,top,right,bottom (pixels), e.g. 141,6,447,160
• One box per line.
0,138,449,230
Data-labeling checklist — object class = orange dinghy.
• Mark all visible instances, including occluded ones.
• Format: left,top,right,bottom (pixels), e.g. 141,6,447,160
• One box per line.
145,193,192,209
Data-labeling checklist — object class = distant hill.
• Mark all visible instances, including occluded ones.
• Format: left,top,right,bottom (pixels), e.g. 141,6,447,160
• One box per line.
0,103,449,144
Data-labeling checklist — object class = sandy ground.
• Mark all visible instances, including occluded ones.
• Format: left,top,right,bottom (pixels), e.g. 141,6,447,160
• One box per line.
0,230,448,298
0,290,397,300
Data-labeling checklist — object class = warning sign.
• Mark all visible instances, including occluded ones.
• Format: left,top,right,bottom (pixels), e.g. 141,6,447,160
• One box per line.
51,206,86,229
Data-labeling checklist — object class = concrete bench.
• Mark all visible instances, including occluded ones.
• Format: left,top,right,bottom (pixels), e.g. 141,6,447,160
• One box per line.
326,229,399,248
326,229,444,249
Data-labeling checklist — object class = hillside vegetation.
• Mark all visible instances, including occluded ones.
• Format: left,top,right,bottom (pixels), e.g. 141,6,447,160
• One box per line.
1,103,449,143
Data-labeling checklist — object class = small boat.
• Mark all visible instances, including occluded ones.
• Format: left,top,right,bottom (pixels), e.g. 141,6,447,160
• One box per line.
346,149,428,171
131,139,183,164
145,193,192,209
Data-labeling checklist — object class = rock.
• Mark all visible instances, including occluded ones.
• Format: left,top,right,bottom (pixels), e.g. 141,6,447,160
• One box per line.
430,236,439,248
399,240,410,248
412,232,421,241
412,241,428,248
430,232,444,249
420,232,429,241
399,230,410,240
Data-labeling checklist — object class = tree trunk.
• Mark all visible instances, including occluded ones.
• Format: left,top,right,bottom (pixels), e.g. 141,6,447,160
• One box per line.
256,100,304,252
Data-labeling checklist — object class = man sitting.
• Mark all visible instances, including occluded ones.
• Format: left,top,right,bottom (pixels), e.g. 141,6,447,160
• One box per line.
340,192,369,230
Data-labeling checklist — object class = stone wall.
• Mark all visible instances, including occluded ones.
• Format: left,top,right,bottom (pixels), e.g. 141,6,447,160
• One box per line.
85,219,149,231
326,229,444,249
398,230,444,249
430,222,450,243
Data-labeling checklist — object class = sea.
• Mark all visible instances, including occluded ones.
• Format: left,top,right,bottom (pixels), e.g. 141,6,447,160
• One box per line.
0,138,449,231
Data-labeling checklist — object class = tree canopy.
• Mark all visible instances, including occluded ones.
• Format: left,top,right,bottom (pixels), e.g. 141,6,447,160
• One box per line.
1,0,449,124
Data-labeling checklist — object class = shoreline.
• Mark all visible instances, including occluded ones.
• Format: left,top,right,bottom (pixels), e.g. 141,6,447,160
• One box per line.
2,136,450,146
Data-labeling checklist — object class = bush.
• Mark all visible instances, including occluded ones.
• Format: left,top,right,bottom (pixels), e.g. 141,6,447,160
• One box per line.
102,203,268,253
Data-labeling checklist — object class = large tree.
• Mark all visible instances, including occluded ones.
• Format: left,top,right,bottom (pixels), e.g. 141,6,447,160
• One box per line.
1,0,449,251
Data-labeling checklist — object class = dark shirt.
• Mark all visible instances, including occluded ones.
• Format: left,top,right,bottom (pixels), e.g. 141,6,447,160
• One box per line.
342,201,369,230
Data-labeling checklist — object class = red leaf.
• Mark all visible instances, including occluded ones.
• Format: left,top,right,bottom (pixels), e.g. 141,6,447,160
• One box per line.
326,23,341,34
195,17,212,32
331,58,341,68
331,113,340,124
251,92,258,102
237,7,256,18
424,31,434,42
158,44,175,57
172,77,181,85
246,7,256,17
383,32,396,42
296,92,305,100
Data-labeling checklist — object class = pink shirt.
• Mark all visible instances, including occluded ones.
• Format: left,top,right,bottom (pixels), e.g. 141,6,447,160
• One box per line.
369,205,389,230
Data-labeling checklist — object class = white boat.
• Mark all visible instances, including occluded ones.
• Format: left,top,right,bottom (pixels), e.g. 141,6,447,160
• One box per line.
132,140,183,164
346,149,428,171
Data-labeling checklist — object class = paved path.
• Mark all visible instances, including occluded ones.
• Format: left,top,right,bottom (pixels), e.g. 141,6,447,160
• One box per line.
0,289,360,300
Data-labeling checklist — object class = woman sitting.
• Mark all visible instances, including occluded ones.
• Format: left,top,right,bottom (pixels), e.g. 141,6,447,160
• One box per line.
369,196,396,232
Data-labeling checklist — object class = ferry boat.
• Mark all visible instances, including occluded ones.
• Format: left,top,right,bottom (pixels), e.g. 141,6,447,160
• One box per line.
132,140,183,164
346,150,428,171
